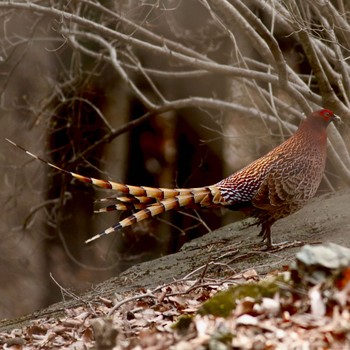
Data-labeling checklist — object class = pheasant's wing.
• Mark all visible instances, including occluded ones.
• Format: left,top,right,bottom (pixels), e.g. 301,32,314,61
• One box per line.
251,159,310,213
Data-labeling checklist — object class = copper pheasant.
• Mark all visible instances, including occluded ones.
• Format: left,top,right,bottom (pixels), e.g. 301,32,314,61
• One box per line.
7,109,339,248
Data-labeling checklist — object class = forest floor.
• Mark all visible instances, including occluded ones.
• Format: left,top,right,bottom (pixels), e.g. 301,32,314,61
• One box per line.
1,189,350,349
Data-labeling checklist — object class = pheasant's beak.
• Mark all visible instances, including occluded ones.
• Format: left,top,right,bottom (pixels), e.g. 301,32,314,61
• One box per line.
333,114,342,124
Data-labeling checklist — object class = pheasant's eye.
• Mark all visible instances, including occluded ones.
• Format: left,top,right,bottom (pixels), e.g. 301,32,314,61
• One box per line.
320,109,334,121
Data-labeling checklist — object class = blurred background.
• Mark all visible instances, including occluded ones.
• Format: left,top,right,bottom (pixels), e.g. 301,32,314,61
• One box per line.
1,0,349,318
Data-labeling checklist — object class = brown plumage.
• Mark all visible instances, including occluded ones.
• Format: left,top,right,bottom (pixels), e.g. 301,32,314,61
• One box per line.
7,109,339,248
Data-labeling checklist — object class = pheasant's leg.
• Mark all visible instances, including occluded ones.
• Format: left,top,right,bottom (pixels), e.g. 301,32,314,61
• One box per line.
258,223,272,249
258,221,303,251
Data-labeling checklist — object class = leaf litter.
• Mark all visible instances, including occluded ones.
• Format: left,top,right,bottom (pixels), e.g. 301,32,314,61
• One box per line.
1,243,350,349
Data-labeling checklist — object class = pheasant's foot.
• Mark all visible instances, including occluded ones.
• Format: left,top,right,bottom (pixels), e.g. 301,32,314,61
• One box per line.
259,240,304,251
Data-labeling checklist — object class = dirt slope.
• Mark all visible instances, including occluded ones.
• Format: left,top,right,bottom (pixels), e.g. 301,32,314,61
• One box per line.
1,189,350,332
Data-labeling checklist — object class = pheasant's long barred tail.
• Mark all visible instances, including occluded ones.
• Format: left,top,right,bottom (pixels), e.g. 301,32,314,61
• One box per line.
86,187,223,243
86,192,220,243
6,109,340,249
6,138,218,198
6,138,224,244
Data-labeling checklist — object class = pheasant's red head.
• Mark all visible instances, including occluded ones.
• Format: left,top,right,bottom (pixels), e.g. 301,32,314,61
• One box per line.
309,109,340,127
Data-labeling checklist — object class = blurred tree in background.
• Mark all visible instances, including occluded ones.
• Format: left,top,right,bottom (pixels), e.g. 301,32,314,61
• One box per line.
1,0,349,318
